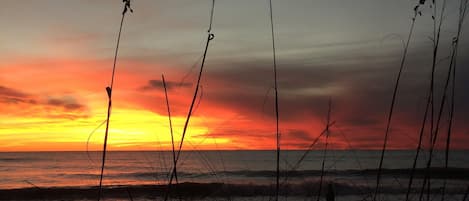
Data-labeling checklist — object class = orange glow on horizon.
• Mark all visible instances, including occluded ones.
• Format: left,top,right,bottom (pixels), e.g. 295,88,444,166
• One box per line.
0,106,236,151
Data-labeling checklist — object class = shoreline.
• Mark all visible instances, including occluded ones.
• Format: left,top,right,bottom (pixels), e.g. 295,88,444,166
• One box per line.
1,182,467,200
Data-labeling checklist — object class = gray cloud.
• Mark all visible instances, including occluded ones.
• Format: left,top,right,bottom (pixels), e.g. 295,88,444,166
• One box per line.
0,85,88,115
0,85,28,98
47,97,86,111
0,85,37,104
140,79,192,91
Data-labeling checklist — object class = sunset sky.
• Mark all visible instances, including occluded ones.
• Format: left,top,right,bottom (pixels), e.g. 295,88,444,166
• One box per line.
0,0,468,151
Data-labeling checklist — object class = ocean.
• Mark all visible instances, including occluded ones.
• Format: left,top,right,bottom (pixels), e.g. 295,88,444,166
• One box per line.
0,150,468,201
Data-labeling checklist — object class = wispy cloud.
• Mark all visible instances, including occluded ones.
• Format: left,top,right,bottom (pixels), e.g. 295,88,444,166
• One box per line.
0,85,88,119
139,79,192,91
0,85,36,104
47,96,86,112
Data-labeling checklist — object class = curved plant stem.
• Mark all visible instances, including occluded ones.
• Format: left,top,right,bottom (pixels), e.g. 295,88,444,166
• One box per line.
163,1,215,201
267,0,280,200
374,6,418,201
98,1,131,200
317,99,332,201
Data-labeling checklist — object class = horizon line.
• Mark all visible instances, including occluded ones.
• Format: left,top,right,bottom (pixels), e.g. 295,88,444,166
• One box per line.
1,148,468,153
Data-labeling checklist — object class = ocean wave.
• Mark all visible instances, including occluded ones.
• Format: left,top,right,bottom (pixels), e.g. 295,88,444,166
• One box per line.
1,181,467,200
0,157,40,162
59,167,469,180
